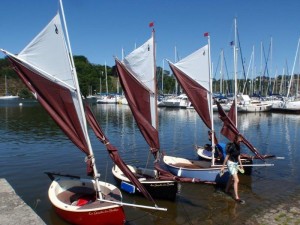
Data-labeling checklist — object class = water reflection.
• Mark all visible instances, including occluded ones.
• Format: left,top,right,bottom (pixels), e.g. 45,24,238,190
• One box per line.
0,103,300,224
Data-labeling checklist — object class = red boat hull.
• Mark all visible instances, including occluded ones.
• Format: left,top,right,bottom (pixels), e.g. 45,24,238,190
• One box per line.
54,205,125,225
48,178,126,225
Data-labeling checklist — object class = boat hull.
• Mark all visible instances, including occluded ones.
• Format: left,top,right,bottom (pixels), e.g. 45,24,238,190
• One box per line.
48,177,126,225
163,155,229,185
112,165,178,201
0,95,19,100
237,103,272,112
271,100,300,113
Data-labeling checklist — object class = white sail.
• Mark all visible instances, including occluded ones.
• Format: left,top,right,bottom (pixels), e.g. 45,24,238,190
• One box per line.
18,13,74,89
174,45,210,91
122,36,156,128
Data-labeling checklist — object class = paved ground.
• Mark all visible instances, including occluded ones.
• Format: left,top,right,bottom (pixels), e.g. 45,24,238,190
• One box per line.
0,179,46,225
245,195,300,225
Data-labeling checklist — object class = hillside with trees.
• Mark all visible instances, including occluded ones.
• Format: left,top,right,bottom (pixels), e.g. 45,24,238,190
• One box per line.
0,56,177,98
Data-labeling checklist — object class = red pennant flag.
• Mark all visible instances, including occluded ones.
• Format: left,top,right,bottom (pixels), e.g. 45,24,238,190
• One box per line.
149,22,154,27
204,32,209,37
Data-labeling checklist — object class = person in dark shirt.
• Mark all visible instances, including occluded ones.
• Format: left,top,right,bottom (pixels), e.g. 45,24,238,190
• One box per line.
221,134,245,204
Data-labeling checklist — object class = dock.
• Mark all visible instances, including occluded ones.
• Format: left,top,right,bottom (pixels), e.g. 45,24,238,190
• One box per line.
0,178,46,225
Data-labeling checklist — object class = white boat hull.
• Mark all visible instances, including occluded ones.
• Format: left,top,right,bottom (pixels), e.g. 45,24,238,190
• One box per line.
0,95,19,100
237,103,272,112
163,155,229,184
271,100,300,112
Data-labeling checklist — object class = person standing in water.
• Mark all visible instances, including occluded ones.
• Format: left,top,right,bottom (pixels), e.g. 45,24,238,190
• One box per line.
221,134,245,204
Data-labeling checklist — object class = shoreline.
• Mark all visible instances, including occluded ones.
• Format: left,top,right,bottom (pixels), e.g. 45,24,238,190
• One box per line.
245,193,300,225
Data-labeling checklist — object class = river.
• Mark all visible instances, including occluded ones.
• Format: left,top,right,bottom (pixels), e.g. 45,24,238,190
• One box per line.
0,99,299,225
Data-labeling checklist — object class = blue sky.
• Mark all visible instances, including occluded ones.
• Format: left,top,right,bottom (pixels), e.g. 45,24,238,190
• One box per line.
1,0,300,79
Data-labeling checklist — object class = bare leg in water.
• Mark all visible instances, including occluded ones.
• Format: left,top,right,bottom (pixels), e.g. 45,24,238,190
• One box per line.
225,174,239,200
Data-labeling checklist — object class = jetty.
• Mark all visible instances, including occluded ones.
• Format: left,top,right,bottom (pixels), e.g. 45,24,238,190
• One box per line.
0,178,46,225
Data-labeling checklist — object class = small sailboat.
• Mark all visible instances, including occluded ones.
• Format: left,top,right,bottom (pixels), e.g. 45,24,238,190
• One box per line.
1,1,165,224
96,63,118,104
113,26,197,200
0,74,19,100
162,34,229,183
161,93,190,108
271,38,300,113
113,28,178,200
237,94,272,112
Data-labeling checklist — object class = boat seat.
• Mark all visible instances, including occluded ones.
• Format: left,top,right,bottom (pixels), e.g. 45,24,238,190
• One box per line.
56,186,121,209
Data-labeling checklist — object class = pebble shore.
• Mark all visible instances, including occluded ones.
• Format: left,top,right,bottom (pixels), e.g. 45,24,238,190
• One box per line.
246,198,300,225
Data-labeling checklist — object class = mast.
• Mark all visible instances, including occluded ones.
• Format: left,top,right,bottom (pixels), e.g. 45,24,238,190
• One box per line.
105,61,108,95
162,59,164,95
287,37,300,97
220,50,224,94
260,41,263,95
270,37,273,95
174,46,178,94
207,33,215,165
59,0,103,199
100,72,102,94
152,28,159,135
242,48,253,94
234,17,238,127
251,45,255,95
279,68,284,95
4,75,7,96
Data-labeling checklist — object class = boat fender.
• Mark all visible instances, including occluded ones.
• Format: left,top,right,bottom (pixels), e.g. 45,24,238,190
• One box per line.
177,168,182,176
121,181,136,194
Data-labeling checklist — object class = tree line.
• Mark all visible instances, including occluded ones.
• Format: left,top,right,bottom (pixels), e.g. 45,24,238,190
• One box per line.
0,56,178,98
0,55,299,98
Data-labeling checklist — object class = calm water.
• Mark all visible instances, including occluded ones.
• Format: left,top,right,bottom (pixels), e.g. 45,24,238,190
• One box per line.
0,99,300,225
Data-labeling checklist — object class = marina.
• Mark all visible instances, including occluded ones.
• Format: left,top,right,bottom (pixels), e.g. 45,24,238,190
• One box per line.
1,2,300,223
0,100,299,224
